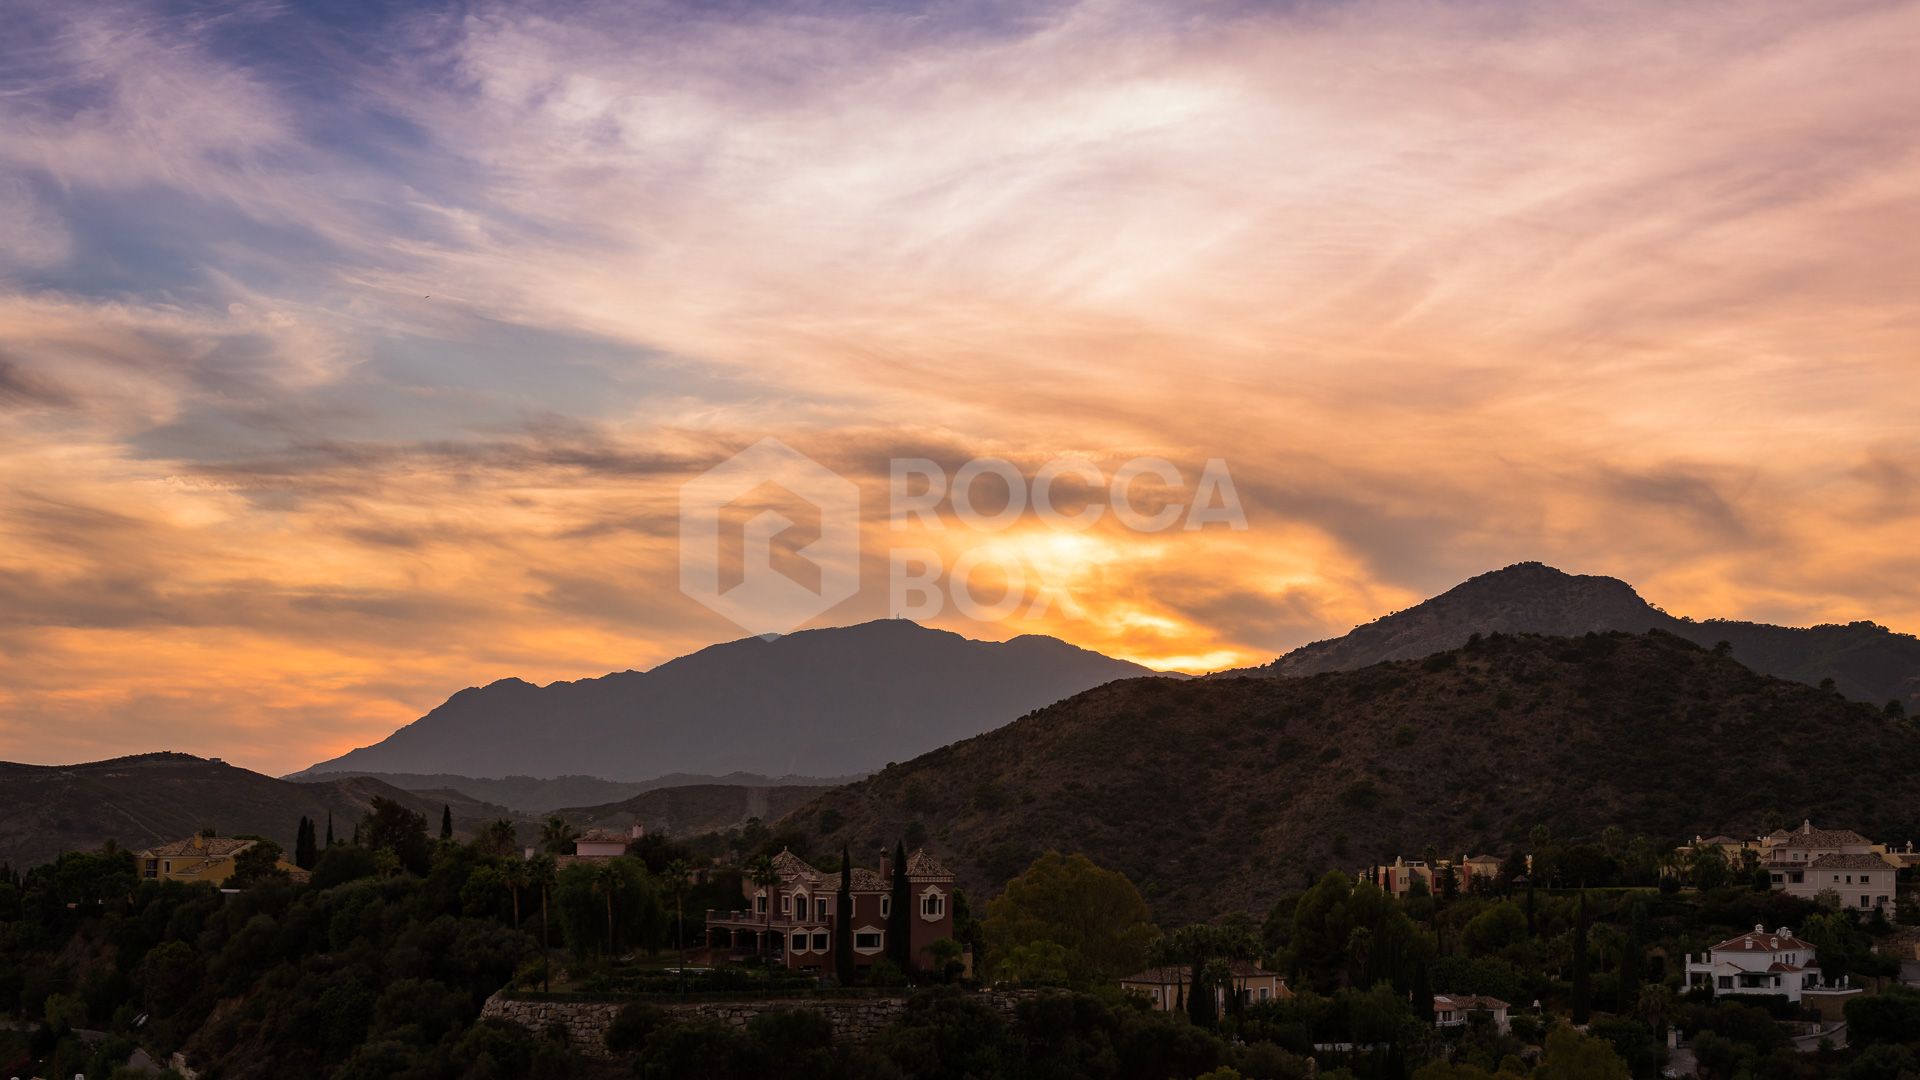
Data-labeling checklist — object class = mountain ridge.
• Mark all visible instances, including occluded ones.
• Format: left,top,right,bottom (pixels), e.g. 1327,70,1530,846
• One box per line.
301,619,1165,780
1231,562,1920,707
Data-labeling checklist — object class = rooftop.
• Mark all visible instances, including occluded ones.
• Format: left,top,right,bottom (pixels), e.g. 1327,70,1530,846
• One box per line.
1773,821,1871,848
1710,925,1815,954
138,837,255,859
1807,853,1890,870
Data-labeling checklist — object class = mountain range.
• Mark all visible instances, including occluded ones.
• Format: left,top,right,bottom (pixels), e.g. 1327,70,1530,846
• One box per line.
0,753,516,870
300,620,1161,781
785,628,1920,921
1233,562,1920,707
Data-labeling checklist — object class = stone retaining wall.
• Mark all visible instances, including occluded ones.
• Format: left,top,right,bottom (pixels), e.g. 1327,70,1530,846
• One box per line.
481,990,1032,1059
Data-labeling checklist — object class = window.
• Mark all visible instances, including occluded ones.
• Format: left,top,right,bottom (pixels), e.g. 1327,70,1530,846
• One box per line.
921,893,945,918
880,896,891,917
1259,987,1271,1002
792,932,808,952
1860,874,1872,884
782,895,791,914
812,932,829,950
817,897,829,919
855,931,882,951
756,893,767,914
1718,976,1733,990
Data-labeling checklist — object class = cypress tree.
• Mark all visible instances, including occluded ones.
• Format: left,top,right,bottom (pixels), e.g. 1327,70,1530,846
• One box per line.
1571,888,1591,1025
440,804,453,840
1411,955,1435,1023
294,816,317,870
1619,900,1646,1015
835,847,855,983
325,813,335,848
888,841,912,972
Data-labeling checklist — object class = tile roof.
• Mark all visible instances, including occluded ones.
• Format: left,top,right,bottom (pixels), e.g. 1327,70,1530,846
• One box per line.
848,868,888,891
1775,822,1870,848
1710,925,1815,953
1122,961,1280,983
770,848,821,882
1808,853,1891,870
138,837,255,858
906,848,953,878
1434,994,1509,1012
575,828,629,845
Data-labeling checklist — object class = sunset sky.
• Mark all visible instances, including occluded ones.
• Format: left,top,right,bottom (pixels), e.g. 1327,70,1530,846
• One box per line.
3,0,1919,776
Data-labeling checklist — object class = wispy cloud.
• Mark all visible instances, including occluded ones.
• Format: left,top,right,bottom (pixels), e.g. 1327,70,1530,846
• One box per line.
2,0,1918,772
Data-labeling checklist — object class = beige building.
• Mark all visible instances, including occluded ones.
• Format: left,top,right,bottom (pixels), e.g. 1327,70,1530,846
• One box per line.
1762,821,1895,912
135,836,306,885
1120,961,1291,1012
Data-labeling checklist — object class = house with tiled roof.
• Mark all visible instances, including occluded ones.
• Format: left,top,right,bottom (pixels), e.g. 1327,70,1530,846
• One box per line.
134,835,307,886
1762,820,1895,912
704,847,955,979
553,824,642,867
1121,961,1290,1013
1434,993,1510,1032
1683,924,1863,1007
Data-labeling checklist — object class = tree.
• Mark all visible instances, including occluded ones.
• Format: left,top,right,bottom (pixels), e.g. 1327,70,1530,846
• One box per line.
440,805,454,840
362,797,431,874
982,852,1158,988
294,816,318,870
1617,901,1645,1016
478,819,517,857
593,861,622,957
325,812,335,848
1571,889,1591,1026
500,857,528,930
1160,922,1258,1029
926,937,964,983
835,847,855,982
539,816,578,856
889,841,913,973
1535,1027,1630,1080
529,854,557,991
229,838,289,887
747,854,781,961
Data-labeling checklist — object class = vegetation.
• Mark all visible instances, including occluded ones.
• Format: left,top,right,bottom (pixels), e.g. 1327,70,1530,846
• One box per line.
788,630,1920,920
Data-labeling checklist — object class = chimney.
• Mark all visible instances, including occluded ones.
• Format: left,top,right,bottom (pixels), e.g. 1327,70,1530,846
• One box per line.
630,823,645,840
879,849,892,880
524,847,535,860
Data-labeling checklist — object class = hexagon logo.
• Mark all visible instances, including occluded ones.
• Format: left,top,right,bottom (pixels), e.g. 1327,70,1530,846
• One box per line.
680,438,862,635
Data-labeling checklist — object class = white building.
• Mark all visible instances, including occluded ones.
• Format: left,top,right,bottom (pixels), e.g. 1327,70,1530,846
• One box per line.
1683,924,1860,1006
1762,821,1894,913
1433,994,1510,1033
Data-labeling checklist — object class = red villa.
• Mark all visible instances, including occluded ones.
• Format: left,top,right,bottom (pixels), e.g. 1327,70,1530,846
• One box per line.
705,848,956,978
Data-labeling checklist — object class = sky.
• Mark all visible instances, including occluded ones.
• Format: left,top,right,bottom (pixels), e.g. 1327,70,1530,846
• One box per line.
2,0,1919,776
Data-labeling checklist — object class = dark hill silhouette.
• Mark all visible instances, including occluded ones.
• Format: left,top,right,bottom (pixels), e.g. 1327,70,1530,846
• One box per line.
300,620,1163,781
0,753,515,869
788,630,1920,921
552,783,835,838
276,770,861,814
1230,562,1920,707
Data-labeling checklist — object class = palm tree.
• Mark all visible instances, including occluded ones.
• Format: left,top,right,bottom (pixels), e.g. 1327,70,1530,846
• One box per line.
500,857,528,930
482,819,517,857
528,855,556,991
540,816,578,855
592,861,622,958
746,854,780,962
664,858,692,991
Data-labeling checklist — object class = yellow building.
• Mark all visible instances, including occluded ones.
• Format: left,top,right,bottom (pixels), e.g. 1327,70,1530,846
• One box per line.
135,835,290,885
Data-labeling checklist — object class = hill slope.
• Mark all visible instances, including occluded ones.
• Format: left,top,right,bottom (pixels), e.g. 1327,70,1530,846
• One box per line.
0,753,516,869
279,771,860,814
554,783,834,838
787,630,1920,921
302,620,1161,781
1237,562,1920,707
